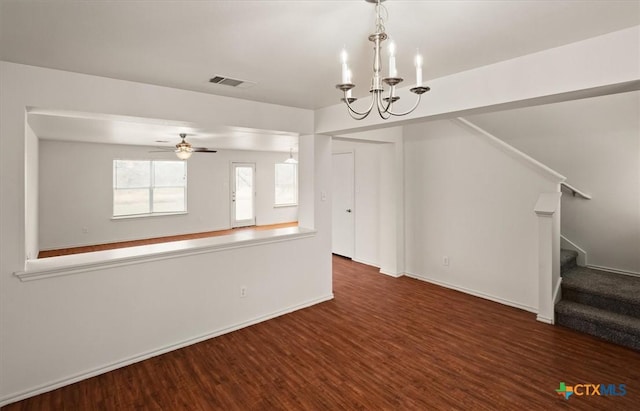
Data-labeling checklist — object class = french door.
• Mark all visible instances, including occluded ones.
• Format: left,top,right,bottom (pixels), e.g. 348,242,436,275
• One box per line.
231,163,256,227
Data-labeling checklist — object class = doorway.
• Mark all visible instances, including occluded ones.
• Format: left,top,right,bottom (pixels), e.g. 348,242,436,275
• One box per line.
231,162,256,227
332,152,355,258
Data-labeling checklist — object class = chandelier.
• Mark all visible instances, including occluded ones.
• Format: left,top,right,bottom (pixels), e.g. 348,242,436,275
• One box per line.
336,0,430,120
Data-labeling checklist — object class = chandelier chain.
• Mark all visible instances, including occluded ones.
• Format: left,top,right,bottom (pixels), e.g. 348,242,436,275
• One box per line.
374,2,387,34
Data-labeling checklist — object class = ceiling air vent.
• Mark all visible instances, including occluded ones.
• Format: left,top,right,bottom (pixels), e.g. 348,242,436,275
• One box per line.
209,76,255,88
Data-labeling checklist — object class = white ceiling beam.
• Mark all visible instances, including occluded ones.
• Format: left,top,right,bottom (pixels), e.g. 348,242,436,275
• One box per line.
314,26,640,136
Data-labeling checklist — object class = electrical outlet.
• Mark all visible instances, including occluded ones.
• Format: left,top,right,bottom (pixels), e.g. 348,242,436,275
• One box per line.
240,286,247,298
443,256,450,266
82,227,89,234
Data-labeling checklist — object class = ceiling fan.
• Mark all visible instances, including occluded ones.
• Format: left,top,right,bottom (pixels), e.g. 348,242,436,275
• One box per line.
152,133,217,160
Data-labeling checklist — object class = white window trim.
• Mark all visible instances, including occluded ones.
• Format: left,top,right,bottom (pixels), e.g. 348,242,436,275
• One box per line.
111,211,188,221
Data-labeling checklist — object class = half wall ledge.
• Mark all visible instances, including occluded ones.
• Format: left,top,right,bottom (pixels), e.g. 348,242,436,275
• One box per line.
15,227,317,282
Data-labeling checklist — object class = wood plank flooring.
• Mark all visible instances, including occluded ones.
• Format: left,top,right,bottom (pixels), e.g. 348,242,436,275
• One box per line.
38,222,298,258
4,255,640,410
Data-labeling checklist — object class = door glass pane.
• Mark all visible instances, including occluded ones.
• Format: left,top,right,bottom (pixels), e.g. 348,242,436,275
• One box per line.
235,166,253,221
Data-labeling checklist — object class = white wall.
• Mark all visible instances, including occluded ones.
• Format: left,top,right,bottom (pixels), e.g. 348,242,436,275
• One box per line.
467,91,640,275
403,119,561,312
25,123,39,260
39,140,298,250
0,62,330,405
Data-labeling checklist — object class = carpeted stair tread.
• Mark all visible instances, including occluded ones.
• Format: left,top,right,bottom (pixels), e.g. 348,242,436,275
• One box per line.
556,301,640,334
562,267,640,305
555,300,640,350
560,249,578,265
560,249,578,274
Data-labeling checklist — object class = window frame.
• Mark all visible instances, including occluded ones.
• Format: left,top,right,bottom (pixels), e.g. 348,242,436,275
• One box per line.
274,162,298,207
112,159,188,219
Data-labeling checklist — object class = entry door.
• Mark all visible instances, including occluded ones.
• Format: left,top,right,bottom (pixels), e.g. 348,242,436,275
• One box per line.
332,152,354,258
231,163,256,227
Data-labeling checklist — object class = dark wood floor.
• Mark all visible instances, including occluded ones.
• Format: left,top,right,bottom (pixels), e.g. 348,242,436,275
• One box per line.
4,256,639,410
38,222,298,258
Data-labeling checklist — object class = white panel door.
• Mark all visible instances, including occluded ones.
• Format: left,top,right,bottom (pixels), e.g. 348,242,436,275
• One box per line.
231,163,256,227
332,152,354,258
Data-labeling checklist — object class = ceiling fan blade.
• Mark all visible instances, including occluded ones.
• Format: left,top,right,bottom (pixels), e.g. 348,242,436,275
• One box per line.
192,147,218,153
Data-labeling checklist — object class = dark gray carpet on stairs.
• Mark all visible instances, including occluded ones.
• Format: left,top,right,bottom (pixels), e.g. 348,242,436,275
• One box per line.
562,267,640,317
560,249,578,274
556,256,640,351
556,300,640,351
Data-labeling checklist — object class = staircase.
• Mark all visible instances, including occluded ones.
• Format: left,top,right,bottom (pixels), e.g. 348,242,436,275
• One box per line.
555,250,640,351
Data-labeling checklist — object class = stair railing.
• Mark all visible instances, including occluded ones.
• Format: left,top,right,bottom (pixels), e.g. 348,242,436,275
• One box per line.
560,182,591,199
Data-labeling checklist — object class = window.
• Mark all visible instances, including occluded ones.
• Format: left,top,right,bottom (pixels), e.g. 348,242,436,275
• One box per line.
113,160,186,217
274,163,298,206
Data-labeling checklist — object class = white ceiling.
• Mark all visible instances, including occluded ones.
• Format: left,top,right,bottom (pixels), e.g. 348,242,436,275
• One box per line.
3,1,639,149
466,91,640,146
27,109,300,152
2,0,638,110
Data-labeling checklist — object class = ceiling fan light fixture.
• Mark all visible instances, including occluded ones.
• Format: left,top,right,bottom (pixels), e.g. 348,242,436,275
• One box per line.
175,147,193,160
175,133,193,160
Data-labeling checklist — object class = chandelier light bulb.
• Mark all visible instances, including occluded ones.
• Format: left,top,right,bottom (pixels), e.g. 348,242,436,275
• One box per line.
415,52,423,87
341,48,349,84
340,48,348,64
388,41,397,77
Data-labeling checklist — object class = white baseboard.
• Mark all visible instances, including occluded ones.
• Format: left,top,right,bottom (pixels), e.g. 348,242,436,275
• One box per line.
351,259,403,278
587,264,640,278
0,294,334,408
536,315,554,324
351,257,403,278
404,271,537,314
352,258,380,268
379,269,403,278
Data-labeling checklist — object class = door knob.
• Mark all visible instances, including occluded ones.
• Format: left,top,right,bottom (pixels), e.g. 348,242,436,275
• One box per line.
346,209,352,213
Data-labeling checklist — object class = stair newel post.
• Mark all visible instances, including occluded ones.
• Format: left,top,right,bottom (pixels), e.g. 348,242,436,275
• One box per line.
534,192,562,324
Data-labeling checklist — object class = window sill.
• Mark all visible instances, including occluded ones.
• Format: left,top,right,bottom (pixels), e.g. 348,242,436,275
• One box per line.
15,226,316,282
111,212,187,220
273,204,298,208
